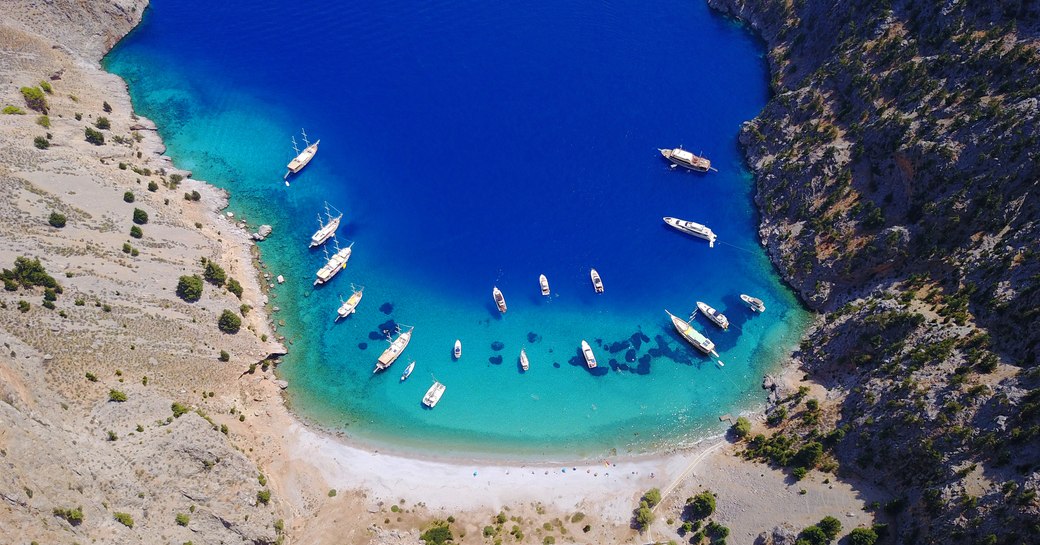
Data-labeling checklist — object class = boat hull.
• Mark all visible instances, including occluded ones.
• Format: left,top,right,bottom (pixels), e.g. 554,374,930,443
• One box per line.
493,287,507,313
659,148,711,172
581,341,597,369
539,275,550,296
285,141,320,178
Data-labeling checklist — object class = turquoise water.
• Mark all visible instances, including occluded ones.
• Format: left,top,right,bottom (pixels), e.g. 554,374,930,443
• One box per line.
105,0,807,458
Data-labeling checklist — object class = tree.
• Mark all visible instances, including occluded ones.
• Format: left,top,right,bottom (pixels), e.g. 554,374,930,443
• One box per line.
847,528,878,545
419,521,454,545
732,416,751,439
132,208,148,224
634,504,654,530
643,488,662,507
129,225,142,238
686,490,716,519
795,441,824,469
94,116,111,130
204,260,226,286
20,86,47,113
48,212,66,228
226,278,243,299
817,516,841,541
797,525,828,545
123,191,135,203
84,126,104,145
218,309,241,334
176,275,203,301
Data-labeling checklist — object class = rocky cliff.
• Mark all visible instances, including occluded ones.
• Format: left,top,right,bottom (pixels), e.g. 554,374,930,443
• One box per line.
707,0,1040,543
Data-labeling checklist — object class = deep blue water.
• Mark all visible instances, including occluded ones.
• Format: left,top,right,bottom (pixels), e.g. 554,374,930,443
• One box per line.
106,0,807,458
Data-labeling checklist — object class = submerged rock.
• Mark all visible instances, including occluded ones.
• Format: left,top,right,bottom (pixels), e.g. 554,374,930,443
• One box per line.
527,331,542,343
358,342,368,350
489,355,503,365
491,341,505,351
379,302,393,314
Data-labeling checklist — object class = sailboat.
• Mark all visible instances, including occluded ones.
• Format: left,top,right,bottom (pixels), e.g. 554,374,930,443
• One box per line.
665,310,724,366
336,285,363,320
309,202,343,248
284,129,320,184
374,325,413,373
313,236,353,286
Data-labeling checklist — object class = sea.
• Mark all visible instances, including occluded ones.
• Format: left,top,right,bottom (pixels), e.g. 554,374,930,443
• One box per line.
105,0,808,459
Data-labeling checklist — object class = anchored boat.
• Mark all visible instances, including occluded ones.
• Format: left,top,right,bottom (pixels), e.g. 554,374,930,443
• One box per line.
696,301,730,330
519,348,529,371
663,216,717,247
284,128,319,183
539,274,550,296
659,146,712,172
580,340,598,369
453,339,462,359
665,310,718,356
423,381,446,408
374,326,413,373
309,202,343,248
590,268,604,293
741,294,766,313
336,285,364,320
401,361,415,381
493,286,507,313
314,237,353,286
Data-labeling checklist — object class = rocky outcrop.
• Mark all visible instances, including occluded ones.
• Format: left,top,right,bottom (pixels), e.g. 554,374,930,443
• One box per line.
709,0,1040,542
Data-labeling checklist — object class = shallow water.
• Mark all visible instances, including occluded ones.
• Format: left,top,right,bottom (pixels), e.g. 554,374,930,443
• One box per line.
105,0,807,458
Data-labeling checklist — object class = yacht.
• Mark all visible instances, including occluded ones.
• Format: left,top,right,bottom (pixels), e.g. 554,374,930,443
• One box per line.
663,217,717,247
665,310,717,355
580,340,598,369
374,326,413,373
423,381,446,408
741,294,766,313
539,274,550,296
519,348,529,371
696,301,730,330
400,361,415,381
453,339,462,359
590,268,604,293
284,129,320,182
336,285,364,320
313,238,353,286
659,146,712,172
493,286,507,313
309,202,343,248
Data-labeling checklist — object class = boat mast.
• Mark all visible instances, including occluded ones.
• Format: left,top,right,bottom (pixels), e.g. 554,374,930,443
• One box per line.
316,213,324,230
291,135,300,156
301,128,310,147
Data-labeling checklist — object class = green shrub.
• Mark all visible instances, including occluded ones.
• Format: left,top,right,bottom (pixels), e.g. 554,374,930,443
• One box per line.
419,521,453,545
84,126,104,145
327,488,336,497
147,180,159,192
175,513,190,526
219,350,230,362
113,511,133,528
129,225,142,238
847,528,878,545
35,114,50,127
20,86,47,113
53,506,83,525
793,467,808,480
767,407,787,426
218,310,241,334
103,101,112,112
33,136,49,149
122,242,132,254
732,416,751,439
171,402,189,418
203,261,226,286
85,372,98,382
2,105,25,114
169,173,184,184
108,389,127,402
176,274,203,302
39,81,52,94
185,190,201,201
634,505,654,530
132,208,148,224
226,278,243,299
48,212,66,228
642,487,661,508
686,490,715,519
123,191,135,203
818,516,841,541
257,489,271,505
2,257,59,290
94,117,111,130
798,525,828,545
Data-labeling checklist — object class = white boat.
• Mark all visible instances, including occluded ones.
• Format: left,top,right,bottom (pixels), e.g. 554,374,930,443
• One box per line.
493,286,507,313
696,301,729,330
374,326,413,373
400,361,415,381
539,274,550,296
336,286,363,320
313,237,353,286
659,146,712,172
740,294,766,313
580,340,597,369
453,339,462,359
590,268,604,293
309,202,343,248
665,310,718,356
519,348,529,371
663,216,717,247
423,381,446,408
284,129,319,181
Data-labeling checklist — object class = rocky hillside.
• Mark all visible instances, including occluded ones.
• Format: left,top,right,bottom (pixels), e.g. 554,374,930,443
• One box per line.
707,0,1040,543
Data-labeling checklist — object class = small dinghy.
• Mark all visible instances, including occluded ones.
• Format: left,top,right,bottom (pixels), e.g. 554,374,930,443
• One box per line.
454,339,462,359
400,361,415,381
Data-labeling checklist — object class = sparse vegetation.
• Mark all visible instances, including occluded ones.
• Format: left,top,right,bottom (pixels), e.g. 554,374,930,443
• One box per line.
113,512,134,528
94,116,111,130
2,105,25,114
218,309,242,334
129,225,142,238
227,278,243,298
123,191,135,203
171,402,189,418
36,115,49,128
33,136,49,149
257,489,271,505
147,180,159,192
48,212,66,228
53,506,83,525
132,208,148,224
84,126,104,145
203,260,226,286
108,389,127,402
20,86,47,113
419,520,454,545
176,513,190,526
219,350,230,362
